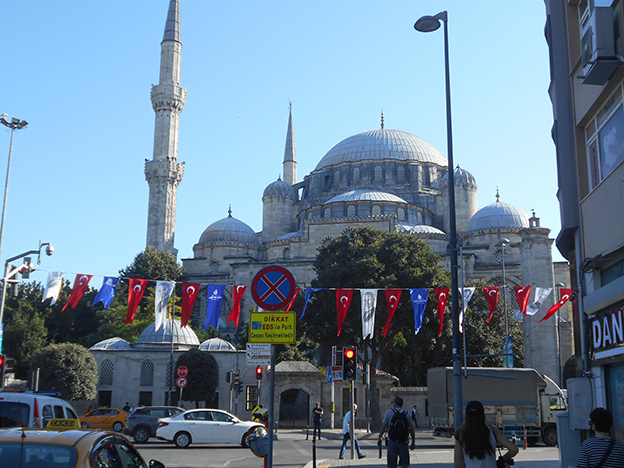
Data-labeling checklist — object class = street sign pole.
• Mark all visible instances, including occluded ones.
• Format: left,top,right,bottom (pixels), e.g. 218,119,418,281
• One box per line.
267,344,276,468
331,346,336,429
350,380,355,460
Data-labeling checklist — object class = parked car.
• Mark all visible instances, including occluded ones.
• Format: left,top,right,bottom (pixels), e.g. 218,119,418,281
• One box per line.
124,406,184,443
0,427,165,467
0,392,80,429
156,408,263,448
80,407,129,432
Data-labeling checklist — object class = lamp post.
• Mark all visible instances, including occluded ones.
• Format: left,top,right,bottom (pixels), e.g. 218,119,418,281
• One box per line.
0,115,28,264
414,10,463,429
496,238,512,367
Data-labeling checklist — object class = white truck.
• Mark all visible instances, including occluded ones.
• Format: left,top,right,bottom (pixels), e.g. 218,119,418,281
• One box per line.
427,367,567,446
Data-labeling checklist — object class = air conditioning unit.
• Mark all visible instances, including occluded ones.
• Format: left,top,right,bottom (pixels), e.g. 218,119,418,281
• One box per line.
581,5,619,85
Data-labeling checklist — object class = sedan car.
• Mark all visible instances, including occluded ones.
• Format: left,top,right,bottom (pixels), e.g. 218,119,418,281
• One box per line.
80,408,129,432
0,427,165,467
124,406,184,443
156,408,263,448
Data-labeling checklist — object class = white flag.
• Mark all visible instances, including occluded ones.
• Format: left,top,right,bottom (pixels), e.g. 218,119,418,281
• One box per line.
526,287,552,316
43,271,63,305
361,289,378,339
459,287,475,333
155,281,175,331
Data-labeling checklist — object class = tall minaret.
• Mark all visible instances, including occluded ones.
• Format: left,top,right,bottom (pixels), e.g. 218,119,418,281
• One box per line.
282,102,297,185
145,0,186,254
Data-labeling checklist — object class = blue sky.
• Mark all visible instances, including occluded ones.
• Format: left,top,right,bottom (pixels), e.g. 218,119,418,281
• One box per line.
0,1,564,286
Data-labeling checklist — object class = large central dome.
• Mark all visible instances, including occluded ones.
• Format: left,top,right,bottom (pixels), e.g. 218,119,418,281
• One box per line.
315,128,447,170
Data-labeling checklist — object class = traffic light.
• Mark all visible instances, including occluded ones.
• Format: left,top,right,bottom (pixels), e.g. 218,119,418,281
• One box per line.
0,354,6,388
232,371,240,386
343,346,357,381
256,366,263,380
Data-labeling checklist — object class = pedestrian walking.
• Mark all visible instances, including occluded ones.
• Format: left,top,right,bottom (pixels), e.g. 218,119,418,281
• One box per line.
378,396,416,468
312,402,324,440
339,404,366,459
454,400,518,468
576,407,624,468
411,405,419,428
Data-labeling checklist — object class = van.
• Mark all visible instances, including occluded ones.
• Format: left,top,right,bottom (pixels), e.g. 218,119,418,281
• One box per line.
0,392,79,429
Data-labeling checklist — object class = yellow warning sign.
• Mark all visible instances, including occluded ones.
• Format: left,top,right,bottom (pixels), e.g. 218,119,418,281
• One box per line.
46,419,81,429
249,312,296,343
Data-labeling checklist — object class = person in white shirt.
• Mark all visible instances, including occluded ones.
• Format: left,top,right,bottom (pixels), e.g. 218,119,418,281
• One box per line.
338,404,366,459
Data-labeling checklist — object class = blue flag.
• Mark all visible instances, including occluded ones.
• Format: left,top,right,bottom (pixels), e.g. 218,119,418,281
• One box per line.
92,277,119,310
205,285,225,331
300,288,324,320
410,288,428,336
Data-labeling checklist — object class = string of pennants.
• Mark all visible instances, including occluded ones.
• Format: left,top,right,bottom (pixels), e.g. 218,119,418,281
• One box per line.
41,271,576,338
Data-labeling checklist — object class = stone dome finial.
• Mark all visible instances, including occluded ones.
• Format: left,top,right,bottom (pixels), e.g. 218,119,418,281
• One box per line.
496,187,500,202
228,205,232,217
381,111,385,129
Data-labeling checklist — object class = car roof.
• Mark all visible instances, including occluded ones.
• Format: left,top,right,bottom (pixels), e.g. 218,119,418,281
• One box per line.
0,428,116,447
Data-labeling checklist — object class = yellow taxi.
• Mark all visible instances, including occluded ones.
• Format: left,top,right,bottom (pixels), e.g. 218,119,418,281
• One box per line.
0,428,165,467
79,408,129,432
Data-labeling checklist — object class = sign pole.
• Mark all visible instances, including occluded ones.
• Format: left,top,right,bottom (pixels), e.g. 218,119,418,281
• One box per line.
267,344,276,468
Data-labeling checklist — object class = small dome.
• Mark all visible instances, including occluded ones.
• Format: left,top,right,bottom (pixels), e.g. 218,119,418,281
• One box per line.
136,319,200,346
198,338,236,351
398,223,446,235
90,337,132,351
198,210,260,246
325,190,408,204
263,178,296,198
466,194,529,232
441,165,477,187
315,128,447,170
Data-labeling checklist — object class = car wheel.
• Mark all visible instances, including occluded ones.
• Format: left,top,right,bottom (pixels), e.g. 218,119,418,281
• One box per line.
543,427,558,446
113,421,124,432
241,431,250,448
174,431,191,448
133,427,150,443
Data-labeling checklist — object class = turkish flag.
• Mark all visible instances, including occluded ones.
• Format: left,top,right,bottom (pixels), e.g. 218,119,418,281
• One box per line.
483,287,499,323
62,274,93,311
336,289,354,336
227,286,247,328
126,279,149,324
382,289,403,338
515,286,532,316
539,288,572,324
285,288,300,312
181,282,200,327
434,288,449,336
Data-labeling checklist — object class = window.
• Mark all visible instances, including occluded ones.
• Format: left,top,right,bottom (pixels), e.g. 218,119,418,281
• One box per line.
100,359,114,386
246,386,258,411
324,208,331,219
140,360,154,386
139,391,153,406
397,166,405,183
210,261,219,273
398,208,405,221
372,205,381,216
334,170,340,187
374,166,383,183
284,248,291,260
98,391,112,408
347,205,356,217
353,167,360,184
324,175,331,190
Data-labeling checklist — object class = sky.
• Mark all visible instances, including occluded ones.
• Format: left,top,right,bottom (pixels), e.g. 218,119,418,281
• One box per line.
0,1,565,287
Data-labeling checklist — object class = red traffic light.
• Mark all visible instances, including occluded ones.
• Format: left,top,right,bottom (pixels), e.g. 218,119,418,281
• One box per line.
344,349,355,359
256,366,263,380
0,355,5,367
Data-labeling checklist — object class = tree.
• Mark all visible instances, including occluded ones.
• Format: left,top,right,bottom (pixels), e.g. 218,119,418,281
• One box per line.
119,247,185,281
29,343,97,401
299,227,449,429
175,349,219,408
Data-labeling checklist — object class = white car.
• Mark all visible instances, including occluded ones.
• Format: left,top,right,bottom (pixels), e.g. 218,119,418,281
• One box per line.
156,408,262,448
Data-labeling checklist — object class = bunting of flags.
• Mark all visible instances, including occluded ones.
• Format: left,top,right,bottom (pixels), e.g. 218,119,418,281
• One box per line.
39,270,575,339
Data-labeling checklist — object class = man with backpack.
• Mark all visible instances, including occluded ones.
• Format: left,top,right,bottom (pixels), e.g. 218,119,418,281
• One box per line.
378,396,416,468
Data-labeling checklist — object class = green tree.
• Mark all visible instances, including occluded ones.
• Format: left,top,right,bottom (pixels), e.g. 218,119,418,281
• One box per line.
175,349,219,407
29,343,97,401
119,247,185,281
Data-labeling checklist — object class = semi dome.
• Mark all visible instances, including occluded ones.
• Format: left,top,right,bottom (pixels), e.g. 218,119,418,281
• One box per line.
325,190,408,204
398,223,445,235
263,178,296,198
315,128,447,170
136,319,200,346
90,337,132,351
441,165,477,187
466,194,530,232
198,210,260,245
198,337,236,351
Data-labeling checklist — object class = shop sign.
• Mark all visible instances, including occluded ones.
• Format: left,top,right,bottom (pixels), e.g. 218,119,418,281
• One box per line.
591,305,624,355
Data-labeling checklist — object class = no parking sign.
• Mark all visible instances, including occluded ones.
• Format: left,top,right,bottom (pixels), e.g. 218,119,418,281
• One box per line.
251,265,297,311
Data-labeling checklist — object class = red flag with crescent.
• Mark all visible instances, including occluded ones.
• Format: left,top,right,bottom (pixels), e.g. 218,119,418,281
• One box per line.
126,279,149,324
483,287,499,323
515,286,532,316
285,287,300,312
181,282,200,327
434,288,449,336
227,285,248,328
382,289,403,338
539,288,572,324
62,274,93,311
336,289,354,336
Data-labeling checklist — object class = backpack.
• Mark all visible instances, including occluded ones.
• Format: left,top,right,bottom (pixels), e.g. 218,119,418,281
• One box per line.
388,409,410,442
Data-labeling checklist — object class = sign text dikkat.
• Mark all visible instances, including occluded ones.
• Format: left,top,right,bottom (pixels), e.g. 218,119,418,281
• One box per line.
249,312,296,344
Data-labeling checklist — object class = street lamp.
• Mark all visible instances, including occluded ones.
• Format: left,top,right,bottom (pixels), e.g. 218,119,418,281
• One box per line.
496,238,512,367
0,115,29,265
414,10,463,429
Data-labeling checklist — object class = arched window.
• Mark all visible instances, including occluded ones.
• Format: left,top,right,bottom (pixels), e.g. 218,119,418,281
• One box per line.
100,359,114,386
210,261,219,273
324,208,331,219
140,360,154,387
374,166,383,184
284,248,291,260
372,205,381,216
398,208,405,221
353,167,360,184
347,205,356,217
334,170,340,187
397,166,405,183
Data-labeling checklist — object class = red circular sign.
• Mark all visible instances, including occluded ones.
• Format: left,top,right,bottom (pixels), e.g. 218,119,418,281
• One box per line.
251,265,297,311
177,366,188,377
176,377,187,388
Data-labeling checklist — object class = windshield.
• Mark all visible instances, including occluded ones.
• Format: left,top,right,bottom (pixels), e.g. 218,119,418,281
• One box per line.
0,442,78,468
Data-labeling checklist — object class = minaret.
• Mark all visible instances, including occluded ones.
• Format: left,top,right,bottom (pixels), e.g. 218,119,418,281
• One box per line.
145,0,186,255
283,102,297,185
